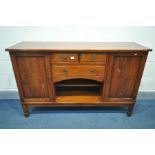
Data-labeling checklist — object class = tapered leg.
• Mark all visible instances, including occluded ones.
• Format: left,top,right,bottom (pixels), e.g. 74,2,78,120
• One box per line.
127,104,134,117
22,104,29,117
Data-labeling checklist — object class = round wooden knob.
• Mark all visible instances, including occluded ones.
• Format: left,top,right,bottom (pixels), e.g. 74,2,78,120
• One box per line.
63,69,68,75
63,54,67,61
90,69,95,73
92,54,96,60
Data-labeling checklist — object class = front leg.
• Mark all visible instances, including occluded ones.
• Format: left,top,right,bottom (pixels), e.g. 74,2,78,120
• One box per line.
22,104,29,117
127,104,135,117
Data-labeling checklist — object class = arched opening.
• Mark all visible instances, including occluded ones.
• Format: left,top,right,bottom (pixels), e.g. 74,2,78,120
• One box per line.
55,78,103,96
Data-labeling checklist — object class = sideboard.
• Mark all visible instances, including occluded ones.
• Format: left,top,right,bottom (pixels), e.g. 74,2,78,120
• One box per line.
5,42,152,117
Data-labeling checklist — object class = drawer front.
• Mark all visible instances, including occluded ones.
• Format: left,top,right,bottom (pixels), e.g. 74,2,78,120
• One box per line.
52,53,78,63
80,53,107,63
53,75,104,83
53,65,105,76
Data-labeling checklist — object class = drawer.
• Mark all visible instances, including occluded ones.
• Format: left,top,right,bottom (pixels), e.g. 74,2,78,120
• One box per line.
53,65,105,76
80,53,107,63
52,53,78,63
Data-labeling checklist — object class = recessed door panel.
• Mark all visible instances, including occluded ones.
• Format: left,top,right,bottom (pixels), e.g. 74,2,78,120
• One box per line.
103,53,147,102
16,56,49,98
109,56,141,98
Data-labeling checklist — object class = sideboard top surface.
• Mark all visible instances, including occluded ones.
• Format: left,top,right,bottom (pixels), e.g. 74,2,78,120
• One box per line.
5,41,152,52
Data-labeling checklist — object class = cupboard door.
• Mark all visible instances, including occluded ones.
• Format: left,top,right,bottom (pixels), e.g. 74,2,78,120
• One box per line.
11,53,54,103
103,53,148,102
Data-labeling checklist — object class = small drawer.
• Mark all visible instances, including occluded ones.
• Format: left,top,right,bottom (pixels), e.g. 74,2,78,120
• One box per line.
53,65,105,76
52,53,78,63
80,53,107,63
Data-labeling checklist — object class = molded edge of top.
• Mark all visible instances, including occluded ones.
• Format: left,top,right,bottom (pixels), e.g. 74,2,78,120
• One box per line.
5,41,152,52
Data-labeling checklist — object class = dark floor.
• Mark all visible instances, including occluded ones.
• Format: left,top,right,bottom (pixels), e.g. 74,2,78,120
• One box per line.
0,99,155,129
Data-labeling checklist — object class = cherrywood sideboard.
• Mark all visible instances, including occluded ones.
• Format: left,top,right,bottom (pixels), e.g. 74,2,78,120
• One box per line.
5,42,152,117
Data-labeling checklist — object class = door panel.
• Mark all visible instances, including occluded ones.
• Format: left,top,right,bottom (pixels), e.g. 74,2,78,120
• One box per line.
103,53,147,102
109,56,141,98
16,56,50,99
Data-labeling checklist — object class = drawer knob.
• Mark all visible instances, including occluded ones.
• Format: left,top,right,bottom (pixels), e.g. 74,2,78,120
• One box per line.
63,54,67,61
63,69,68,75
92,54,96,61
90,69,96,73
134,53,138,56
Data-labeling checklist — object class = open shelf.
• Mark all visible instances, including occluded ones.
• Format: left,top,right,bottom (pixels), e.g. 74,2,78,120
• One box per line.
55,78,103,96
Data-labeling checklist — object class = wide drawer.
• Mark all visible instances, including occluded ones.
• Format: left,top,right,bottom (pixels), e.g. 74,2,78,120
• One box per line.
53,65,105,76
52,53,78,63
80,53,107,63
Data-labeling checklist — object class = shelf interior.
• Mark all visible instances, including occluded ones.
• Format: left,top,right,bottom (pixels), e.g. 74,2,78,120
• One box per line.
55,78,103,96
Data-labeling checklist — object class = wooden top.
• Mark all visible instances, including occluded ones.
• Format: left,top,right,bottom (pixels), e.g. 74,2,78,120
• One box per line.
5,41,152,52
